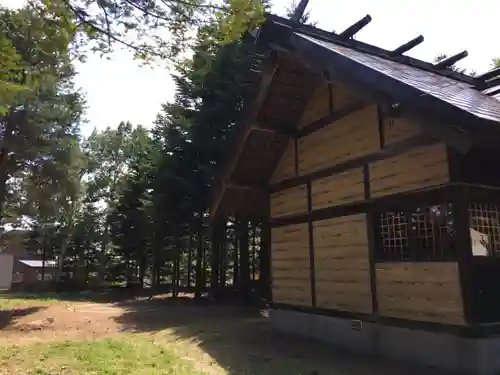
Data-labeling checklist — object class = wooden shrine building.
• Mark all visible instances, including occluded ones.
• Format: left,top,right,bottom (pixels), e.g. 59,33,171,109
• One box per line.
209,4,500,374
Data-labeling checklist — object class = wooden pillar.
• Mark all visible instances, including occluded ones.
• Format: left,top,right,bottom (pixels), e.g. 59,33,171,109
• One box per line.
454,185,475,325
239,218,250,303
259,218,271,301
195,214,204,299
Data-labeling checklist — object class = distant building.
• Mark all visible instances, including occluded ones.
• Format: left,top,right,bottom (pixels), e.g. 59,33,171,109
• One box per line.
0,230,56,286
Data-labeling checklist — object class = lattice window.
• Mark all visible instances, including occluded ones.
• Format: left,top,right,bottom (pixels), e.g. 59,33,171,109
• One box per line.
376,204,456,261
411,204,456,261
378,211,409,261
469,203,500,257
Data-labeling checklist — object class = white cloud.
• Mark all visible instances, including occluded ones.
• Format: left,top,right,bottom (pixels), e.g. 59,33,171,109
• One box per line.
74,50,175,136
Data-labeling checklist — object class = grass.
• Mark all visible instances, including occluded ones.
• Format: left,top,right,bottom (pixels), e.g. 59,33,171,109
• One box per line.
0,294,60,309
0,336,208,375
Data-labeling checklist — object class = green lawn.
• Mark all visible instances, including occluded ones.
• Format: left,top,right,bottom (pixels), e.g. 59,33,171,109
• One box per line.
0,294,59,309
0,336,207,375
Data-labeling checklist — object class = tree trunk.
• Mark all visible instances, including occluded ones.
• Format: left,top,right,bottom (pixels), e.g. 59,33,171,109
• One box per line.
172,232,181,297
251,222,257,281
151,239,160,294
41,230,47,283
139,252,146,290
98,220,110,286
195,213,204,298
0,110,15,223
233,219,239,286
187,234,192,288
219,222,227,289
210,221,220,299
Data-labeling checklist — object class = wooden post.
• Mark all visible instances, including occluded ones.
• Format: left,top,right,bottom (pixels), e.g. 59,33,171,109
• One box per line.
306,181,316,307
239,219,250,303
195,213,204,299
454,185,475,325
259,219,271,301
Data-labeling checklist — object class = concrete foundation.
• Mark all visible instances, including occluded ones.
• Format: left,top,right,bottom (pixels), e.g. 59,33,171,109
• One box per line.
270,309,500,375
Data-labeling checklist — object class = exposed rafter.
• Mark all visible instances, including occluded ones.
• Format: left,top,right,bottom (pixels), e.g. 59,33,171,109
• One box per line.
486,87,500,97
390,35,424,57
290,0,310,23
483,77,500,90
434,51,468,69
476,66,500,81
339,15,372,39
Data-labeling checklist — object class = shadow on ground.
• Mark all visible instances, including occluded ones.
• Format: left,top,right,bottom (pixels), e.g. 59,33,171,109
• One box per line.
112,297,448,375
0,307,46,329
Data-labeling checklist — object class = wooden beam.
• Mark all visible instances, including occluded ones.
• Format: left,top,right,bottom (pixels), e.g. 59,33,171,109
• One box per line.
364,164,378,314
434,51,468,69
251,119,297,137
486,87,500,96
390,35,424,57
290,0,309,23
223,178,267,192
454,186,475,325
338,15,372,39
401,109,473,153
271,135,436,193
476,66,500,81
306,181,316,307
483,77,500,90
209,53,280,218
298,100,368,137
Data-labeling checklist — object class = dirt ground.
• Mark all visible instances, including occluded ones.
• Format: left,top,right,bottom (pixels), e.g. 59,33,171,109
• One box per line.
0,295,447,375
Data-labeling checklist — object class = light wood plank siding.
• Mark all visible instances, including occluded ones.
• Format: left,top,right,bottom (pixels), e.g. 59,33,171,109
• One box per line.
270,185,308,218
376,262,464,325
311,168,364,210
298,105,379,175
369,143,449,198
271,224,311,306
314,214,372,313
383,116,421,146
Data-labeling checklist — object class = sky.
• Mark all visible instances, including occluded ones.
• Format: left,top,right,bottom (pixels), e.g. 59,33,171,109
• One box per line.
2,0,500,137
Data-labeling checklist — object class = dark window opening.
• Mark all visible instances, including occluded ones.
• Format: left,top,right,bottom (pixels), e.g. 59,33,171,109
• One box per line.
376,203,456,262
454,148,500,187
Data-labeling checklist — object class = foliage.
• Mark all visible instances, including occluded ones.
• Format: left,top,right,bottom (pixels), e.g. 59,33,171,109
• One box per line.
0,5,84,228
29,0,267,62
